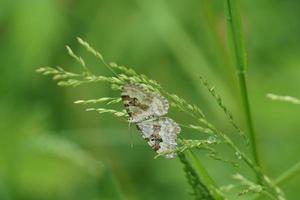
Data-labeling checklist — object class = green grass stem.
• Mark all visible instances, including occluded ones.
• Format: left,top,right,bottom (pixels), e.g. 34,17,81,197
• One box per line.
185,150,224,200
223,0,261,169
276,161,300,185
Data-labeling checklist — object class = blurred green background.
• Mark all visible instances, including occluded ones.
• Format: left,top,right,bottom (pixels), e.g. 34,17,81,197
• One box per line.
1,0,300,199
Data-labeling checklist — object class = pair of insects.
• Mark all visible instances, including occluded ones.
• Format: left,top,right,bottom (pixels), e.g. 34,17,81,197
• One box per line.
121,84,181,158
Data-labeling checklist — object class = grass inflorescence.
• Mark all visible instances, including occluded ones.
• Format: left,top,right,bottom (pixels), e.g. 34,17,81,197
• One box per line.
37,38,287,200
267,93,300,105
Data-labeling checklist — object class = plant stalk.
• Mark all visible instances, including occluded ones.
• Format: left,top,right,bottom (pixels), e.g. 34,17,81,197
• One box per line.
276,161,300,185
185,150,224,200
253,161,300,199
237,72,259,166
223,0,261,168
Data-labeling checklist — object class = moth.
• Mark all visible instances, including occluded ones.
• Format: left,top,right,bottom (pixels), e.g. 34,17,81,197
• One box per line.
121,84,180,158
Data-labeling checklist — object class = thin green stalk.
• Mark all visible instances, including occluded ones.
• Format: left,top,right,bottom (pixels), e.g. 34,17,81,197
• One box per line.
253,161,300,199
237,72,259,165
276,161,300,185
224,0,261,168
185,150,224,200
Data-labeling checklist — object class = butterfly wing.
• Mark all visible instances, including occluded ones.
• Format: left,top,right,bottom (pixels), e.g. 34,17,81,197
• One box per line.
121,84,169,123
136,117,181,158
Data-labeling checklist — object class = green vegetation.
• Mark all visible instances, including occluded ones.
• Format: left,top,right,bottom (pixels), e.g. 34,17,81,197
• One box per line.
1,0,300,199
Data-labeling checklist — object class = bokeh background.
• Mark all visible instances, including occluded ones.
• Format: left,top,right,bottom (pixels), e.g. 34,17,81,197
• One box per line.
1,0,300,199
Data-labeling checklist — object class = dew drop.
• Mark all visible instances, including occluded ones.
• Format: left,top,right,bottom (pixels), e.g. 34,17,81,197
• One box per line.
235,151,242,159
207,136,217,144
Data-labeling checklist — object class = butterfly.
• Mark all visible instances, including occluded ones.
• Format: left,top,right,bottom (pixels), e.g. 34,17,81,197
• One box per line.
121,84,180,158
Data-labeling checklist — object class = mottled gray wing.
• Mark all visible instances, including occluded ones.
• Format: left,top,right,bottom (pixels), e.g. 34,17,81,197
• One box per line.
136,117,181,158
121,84,169,123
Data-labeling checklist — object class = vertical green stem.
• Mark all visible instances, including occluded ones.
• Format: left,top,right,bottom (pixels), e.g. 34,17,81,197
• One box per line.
185,150,224,200
238,72,259,166
224,0,261,168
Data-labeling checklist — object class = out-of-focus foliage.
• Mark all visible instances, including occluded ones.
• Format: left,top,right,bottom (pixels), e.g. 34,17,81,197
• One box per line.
1,0,300,199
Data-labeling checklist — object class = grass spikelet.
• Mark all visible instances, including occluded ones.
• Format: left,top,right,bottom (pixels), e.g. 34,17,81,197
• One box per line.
36,66,81,79
232,174,263,196
188,125,214,134
166,93,205,119
66,45,88,71
77,37,104,60
155,138,220,159
199,76,245,138
109,62,138,76
267,93,300,105
74,97,121,105
86,108,127,117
